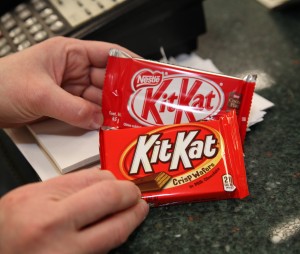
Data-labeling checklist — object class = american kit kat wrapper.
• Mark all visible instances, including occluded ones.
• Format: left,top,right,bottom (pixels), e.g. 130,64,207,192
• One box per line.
100,111,249,207
102,49,256,142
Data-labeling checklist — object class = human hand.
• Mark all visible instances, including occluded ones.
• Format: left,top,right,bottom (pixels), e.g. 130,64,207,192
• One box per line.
0,37,135,129
0,168,149,254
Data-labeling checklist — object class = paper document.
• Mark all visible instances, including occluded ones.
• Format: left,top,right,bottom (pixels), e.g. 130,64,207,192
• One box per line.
172,52,274,131
27,119,99,174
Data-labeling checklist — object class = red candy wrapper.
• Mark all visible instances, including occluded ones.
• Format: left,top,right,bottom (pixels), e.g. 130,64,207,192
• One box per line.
102,49,256,142
100,111,249,207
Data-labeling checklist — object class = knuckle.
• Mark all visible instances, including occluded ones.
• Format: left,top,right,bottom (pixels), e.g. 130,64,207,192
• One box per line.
100,170,115,179
98,181,123,205
19,216,59,248
20,222,43,244
1,184,35,207
76,101,90,120
69,100,94,126
45,36,64,45
43,36,70,48
95,180,132,209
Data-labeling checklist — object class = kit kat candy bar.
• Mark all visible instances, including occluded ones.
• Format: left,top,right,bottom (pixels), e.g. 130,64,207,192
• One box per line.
132,172,171,193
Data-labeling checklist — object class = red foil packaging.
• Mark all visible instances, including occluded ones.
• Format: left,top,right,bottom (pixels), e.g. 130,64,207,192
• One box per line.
100,111,249,207
102,49,256,142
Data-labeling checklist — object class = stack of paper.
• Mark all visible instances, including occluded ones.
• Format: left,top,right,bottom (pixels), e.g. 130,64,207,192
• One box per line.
170,52,274,130
248,93,274,129
27,119,99,174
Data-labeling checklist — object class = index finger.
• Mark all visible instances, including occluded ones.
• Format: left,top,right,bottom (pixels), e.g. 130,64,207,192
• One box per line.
43,168,116,195
62,179,141,229
78,39,139,68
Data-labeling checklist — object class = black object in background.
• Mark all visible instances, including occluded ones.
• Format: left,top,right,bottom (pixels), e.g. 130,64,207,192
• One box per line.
0,0,206,59
82,0,206,59
0,130,40,197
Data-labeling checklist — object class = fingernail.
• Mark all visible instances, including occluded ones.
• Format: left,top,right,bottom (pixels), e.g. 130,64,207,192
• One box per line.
91,113,103,129
134,184,142,199
139,199,150,216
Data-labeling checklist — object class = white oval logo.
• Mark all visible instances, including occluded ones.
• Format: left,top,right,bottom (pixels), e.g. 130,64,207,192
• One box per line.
128,74,224,126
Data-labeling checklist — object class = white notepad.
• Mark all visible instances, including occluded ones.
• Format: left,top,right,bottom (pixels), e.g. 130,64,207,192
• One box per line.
27,119,99,174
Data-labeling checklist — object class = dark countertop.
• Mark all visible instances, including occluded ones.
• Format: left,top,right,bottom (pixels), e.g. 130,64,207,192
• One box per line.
113,0,300,253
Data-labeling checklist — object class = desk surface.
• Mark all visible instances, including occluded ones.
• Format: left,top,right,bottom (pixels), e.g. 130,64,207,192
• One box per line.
113,0,300,253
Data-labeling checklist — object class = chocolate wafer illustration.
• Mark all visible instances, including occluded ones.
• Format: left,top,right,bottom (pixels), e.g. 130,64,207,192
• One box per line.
132,172,171,193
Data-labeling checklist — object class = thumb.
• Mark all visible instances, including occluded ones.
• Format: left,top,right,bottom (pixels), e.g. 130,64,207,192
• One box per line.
41,85,103,130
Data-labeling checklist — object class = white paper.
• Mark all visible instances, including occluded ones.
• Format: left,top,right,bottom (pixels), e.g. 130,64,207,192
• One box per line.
4,127,61,181
172,52,274,130
27,119,100,174
248,93,274,128
4,126,100,181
